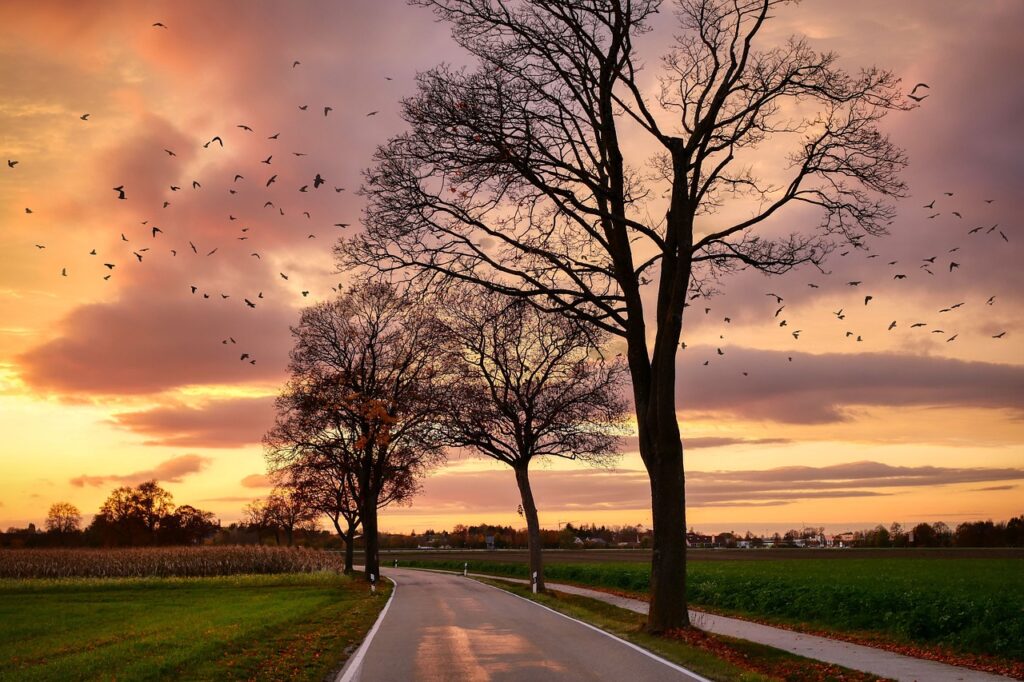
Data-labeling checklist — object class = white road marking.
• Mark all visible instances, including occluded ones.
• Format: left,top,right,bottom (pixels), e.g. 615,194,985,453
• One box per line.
470,576,714,682
336,576,398,682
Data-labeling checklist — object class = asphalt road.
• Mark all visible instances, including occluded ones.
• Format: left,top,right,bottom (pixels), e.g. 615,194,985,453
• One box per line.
346,568,705,681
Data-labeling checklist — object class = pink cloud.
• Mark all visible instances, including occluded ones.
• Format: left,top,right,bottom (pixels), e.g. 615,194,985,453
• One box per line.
69,453,210,488
110,397,276,447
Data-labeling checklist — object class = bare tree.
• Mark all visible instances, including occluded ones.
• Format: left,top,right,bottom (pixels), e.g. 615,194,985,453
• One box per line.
441,289,628,591
272,283,447,580
266,389,419,573
45,502,81,534
339,0,909,630
264,485,317,547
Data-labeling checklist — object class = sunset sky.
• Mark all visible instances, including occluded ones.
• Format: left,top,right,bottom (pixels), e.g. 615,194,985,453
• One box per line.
1,0,1021,536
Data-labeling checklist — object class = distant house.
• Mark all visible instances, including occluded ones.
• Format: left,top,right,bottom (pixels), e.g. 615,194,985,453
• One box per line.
833,532,856,547
685,532,714,548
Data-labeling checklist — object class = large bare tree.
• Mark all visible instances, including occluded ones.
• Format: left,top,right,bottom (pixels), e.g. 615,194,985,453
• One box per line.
271,283,447,580
441,289,628,591
339,0,910,629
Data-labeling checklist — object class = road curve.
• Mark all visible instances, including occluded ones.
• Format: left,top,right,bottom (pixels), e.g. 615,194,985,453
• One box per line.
346,568,706,681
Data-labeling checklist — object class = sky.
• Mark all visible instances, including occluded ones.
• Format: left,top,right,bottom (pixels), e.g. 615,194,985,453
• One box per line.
0,0,1021,536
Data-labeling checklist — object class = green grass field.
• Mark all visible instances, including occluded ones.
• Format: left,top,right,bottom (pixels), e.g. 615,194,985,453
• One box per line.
402,558,1024,660
0,573,387,681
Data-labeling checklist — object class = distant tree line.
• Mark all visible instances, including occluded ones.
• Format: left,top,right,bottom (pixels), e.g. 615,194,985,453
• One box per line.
851,519,1024,548
1,481,219,548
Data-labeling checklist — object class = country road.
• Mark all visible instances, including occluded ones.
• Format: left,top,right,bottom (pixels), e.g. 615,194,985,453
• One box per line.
342,568,706,681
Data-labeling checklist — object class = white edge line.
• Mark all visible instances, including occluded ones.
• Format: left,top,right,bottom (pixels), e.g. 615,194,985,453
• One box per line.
468,574,715,682
335,575,398,682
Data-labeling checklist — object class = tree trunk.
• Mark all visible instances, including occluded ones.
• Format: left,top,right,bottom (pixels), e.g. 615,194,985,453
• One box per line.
362,500,380,583
637,329,689,632
513,462,544,592
344,522,356,574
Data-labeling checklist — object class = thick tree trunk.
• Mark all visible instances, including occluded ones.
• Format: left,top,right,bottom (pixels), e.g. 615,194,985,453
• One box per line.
631,311,689,632
362,500,380,583
513,462,544,592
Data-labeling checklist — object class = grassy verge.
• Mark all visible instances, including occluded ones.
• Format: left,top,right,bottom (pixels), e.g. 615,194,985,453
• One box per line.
475,577,888,682
0,572,388,681
401,557,1024,661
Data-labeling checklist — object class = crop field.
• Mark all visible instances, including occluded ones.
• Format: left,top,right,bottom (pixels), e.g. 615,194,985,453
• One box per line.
0,545,347,579
0,572,387,681
401,556,1024,660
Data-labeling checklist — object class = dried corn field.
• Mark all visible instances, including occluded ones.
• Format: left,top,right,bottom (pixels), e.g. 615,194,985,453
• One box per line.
0,546,347,579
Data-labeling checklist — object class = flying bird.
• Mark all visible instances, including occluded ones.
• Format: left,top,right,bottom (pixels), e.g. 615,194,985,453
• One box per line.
8,160,19,167
864,296,873,305
245,299,256,308
992,332,1006,339
80,113,90,121
237,124,253,132
261,155,272,164
949,262,959,272
152,22,167,28
203,136,224,148
266,175,277,187
313,173,325,189
164,149,176,156
324,106,333,116
367,111,379,116
112,185,126,200
888,321,897,331
151,226,162,237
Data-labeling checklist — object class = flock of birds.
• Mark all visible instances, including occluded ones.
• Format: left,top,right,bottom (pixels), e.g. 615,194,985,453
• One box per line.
684,188,1011,373
10,21,395,367
5,43,1013,376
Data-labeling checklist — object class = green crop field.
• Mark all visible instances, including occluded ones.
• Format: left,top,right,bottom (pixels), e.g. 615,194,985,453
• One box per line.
0,573,387,682
402,557,1024,660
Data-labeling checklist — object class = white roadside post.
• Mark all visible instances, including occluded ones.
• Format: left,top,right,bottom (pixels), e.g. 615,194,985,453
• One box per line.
393,559,398,568
463,562,468,577
370,573,376,594
532,571,538,594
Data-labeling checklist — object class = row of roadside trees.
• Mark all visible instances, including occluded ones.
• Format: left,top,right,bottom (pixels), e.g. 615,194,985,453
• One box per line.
263,283,630,587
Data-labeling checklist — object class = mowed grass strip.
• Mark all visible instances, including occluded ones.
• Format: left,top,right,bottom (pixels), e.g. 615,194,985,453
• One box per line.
0,572,388,682
476,578,888,682
403,558,1024,660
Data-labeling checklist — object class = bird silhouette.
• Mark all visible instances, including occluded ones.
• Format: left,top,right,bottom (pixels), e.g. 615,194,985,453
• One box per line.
80,113,90,121
888,321,897,331
237,124,253,132
324,106,333,117
7,160,18,168
113,186,126,200
992,332,1006,339
203,136,224,148
266,175,277,187
152,22,167,28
